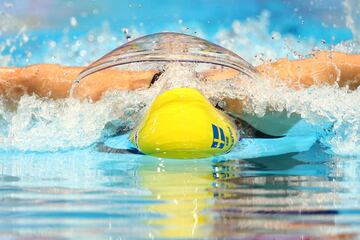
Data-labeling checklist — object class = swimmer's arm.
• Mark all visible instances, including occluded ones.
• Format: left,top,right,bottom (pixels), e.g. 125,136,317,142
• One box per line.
256,51,360,90
246,52,360,135
203,52,360,136
202,52,360,90
1,51,358,101
0,65,82,100
0,64,158,101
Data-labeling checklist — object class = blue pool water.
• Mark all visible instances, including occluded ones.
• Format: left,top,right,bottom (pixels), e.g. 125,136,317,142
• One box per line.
1,0,360,239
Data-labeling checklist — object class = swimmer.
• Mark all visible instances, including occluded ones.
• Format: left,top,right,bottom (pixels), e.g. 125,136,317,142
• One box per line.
0,33,359,157
1,50,359,101
1,51,359,123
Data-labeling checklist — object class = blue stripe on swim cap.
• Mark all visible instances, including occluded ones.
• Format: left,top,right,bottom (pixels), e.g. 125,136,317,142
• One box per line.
219,127,225,142
211,141,219,148
212,124,219,140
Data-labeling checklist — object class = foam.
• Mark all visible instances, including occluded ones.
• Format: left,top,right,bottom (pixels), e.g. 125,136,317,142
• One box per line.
0,10,359,155
0,90,156,152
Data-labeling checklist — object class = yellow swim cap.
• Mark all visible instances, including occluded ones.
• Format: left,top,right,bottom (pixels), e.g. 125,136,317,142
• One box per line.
130,88,238,159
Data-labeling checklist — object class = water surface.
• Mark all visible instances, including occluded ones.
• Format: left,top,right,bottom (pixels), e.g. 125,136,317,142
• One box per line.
1,0,360,239
1,145,359,239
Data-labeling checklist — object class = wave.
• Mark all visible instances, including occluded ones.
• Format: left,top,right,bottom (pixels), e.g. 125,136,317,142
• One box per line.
0,11,359,156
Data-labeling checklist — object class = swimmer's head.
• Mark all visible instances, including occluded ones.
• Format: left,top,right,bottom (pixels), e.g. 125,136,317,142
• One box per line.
130,87,238,159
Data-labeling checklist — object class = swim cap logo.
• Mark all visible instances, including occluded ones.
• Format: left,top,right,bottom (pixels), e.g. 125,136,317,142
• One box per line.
211,124,225,149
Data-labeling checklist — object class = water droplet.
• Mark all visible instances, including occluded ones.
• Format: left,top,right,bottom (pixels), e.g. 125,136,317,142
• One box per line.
49,41,56,48
70,17,78,27
22,34,29,43
26,51,32,58
271,32,281,40
80,50,87,57
122,28,131,41
87,34,95,42
97,35,104,43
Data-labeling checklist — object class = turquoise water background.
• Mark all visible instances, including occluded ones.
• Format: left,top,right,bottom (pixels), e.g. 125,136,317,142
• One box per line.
1,0,360,239
0,0,356,66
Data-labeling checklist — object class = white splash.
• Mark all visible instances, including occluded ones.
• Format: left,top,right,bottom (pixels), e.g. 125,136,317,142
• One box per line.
0,89,158,152
343,0,360,42
0,9,359,156
214,11,318,65
150,63,360,157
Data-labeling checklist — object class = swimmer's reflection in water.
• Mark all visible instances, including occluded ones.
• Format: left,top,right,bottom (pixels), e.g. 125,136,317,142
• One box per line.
210,156,358,239
0,33,359,142
129,154,358,239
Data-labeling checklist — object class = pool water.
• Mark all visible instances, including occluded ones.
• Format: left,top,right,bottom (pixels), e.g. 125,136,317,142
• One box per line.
1,0,360,239
1,145,360,239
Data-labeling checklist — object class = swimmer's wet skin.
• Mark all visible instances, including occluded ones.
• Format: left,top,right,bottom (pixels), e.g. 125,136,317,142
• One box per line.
130,88,238,159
